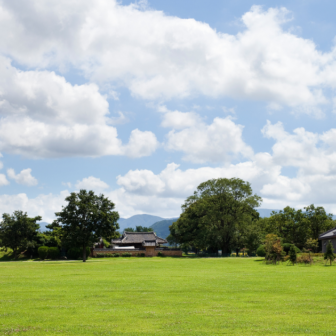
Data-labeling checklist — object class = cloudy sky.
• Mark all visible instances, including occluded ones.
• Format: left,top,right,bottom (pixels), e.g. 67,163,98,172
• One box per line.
1,0,336,221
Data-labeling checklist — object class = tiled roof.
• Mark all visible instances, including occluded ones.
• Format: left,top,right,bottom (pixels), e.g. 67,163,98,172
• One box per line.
112,231,167,245
319,227,336,240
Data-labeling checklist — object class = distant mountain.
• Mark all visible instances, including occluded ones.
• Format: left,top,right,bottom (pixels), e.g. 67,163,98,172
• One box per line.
117,214,166,231
150,218,178,239
257,209,280,218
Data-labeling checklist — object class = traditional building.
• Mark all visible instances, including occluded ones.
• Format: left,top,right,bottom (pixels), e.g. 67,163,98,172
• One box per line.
319,228,336,253
111,231,167,256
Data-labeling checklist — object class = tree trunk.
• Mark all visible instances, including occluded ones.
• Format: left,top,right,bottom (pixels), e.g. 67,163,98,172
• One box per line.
83,246,86,263
236,248,239,257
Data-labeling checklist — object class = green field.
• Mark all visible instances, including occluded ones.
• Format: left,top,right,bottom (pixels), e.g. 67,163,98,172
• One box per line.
0,257,335,335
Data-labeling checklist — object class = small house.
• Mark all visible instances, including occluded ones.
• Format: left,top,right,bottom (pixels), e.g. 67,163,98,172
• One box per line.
319,228,336,253
111,231,167,256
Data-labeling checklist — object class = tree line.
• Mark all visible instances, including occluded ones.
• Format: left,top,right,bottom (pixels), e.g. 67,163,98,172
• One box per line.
0,190,120,262
167,178,334,255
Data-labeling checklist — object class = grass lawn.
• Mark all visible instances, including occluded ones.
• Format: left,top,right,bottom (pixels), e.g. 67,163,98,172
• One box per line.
0,257,335,336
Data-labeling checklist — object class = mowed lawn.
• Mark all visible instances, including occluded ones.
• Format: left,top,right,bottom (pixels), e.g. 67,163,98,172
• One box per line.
0,258,336,336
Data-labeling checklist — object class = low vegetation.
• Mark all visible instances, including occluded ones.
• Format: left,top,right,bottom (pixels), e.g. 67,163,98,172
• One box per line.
0,257,336,335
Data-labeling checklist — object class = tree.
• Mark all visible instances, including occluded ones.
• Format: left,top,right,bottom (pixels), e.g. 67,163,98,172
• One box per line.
124,226,153,233
55,190,119,262
324,241,335,266
265,207,308,249
288,245,297,265
305,238,318,252
304,204,333,240
264,234,283,263
169,178,262,253
0,211,41,257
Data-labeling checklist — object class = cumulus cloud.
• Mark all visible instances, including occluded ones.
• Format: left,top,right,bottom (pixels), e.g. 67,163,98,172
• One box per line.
163,111,253,163
75,176,109,192
7,168,38,186
0,57,158,158
0,2,335,111
0,190,70,223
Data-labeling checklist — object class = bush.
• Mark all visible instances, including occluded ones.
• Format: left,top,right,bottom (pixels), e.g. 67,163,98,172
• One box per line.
289,245,297,265
113,253,120,257
137,253,146,257
96,253,105,258
283,243,301,255
157,252,165,257
122,252,132,257
256,245,266,257
297,254,311,265
48,247,60,260
38,246,49,260
67,247,90,260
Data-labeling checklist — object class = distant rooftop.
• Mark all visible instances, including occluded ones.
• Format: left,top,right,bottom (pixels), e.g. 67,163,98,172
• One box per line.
112,231,167,246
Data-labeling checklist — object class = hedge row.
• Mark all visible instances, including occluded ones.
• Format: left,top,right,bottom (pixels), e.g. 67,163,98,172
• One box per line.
37,246,91,260
38,246,60,260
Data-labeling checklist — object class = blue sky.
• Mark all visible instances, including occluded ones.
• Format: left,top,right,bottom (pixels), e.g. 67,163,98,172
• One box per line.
0,0,336,221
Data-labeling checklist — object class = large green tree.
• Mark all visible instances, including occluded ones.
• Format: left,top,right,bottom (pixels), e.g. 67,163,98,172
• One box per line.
169,178,262,253
55,190,120,262
304,204,333,240
263,207,307,249
0,211,41,257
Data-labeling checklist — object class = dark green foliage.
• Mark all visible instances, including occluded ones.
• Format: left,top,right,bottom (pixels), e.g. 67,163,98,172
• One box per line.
48,247,60,259
124,226,153,233
0,211,41,257
157,252,165,257
304,205,333,240
324,241,335,265
259,205,334,249
283,243,301,255
256,245,266,257
38,246,49,260
67,247,90,260
102,239,110,248
113,253,120,257
169,178,262,254
137,253,145,257
289,245,297,265
55,190,119,262
122,252,132,257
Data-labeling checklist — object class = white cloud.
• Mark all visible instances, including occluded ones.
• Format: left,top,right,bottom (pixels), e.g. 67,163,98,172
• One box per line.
75,176,109,192
7,168,38,186
0,57,158,158
0,190,69,223
164,113,253,163
0,3,335,111
0,174,9,187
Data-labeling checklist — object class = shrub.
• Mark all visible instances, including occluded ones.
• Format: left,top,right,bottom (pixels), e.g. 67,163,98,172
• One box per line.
38,246,49,260
157,252,165,257
67,247,90,260
96,253,105,258
48,247,60,260
256,245,266,257
138,253,145,257
113,253,120,257
289,245,297,265
283,243,301,255
324,240,335,265
297,254,311,265
122,252,132,257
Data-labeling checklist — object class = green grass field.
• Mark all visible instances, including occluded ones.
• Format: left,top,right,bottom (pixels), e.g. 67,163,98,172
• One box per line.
0,257,335,336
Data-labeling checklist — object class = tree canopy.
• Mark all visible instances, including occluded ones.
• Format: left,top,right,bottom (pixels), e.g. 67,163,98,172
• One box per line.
0,211,41,257
54,190,120,262
169,178,262,253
